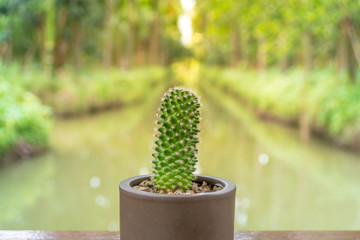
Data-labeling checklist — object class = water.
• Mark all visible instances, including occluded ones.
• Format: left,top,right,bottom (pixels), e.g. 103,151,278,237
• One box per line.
1,85,360,231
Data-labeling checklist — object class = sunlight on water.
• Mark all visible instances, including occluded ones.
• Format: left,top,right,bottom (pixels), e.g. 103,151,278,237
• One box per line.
178,0,195,46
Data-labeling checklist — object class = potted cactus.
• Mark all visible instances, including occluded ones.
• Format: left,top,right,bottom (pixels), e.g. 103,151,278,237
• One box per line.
119,87,236,240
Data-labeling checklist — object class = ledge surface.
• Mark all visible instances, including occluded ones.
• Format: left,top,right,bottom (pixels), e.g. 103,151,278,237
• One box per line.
0,231,360,240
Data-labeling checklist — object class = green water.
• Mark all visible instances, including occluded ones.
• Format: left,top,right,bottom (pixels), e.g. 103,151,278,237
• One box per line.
1,85,360,231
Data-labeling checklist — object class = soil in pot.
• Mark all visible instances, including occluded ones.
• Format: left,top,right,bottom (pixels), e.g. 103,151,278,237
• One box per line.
133,179,224,194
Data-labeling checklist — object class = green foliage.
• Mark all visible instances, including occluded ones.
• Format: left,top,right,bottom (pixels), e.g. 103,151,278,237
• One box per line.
0,81,51,158
319,86,360,142
44,67,167,116
0,0,189,68
192,0,354,67
203,66,360,146
152,87,200,192
0,64,167,116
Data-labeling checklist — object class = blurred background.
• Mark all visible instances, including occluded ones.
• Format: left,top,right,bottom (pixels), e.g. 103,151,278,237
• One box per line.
1,0,360,231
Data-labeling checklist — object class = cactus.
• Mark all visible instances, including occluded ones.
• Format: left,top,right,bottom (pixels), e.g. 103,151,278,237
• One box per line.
152,87,201,192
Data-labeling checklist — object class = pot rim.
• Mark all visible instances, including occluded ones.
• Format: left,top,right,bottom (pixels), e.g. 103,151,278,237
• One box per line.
119,174,236,199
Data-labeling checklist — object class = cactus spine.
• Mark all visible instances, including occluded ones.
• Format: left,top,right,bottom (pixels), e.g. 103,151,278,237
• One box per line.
152,87,201,192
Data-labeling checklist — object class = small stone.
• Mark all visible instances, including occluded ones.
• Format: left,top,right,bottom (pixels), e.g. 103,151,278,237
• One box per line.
152,188,158,193
202,181,207,187
139,187,151,192
186,190,195,194
192,183,200,192
167,191,174,195
144,180,152,187
174,190,183,195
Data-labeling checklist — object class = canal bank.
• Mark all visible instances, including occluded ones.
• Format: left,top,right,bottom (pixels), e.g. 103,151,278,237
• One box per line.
201,67,360,152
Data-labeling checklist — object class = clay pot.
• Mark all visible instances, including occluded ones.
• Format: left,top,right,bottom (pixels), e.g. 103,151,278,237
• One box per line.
119,174,236,240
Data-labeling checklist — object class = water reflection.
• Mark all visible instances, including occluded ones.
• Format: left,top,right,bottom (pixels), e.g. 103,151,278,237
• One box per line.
1,84,360,230
139,167,150,175
235,198,250,227
107,221,118,231
200,84,360,230
0,155,55,228
95,195,110,208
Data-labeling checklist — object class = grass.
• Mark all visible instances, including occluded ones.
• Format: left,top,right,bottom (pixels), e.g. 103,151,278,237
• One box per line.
202,66,360,148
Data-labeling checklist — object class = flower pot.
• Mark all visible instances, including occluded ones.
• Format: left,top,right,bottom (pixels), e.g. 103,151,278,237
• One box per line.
119,174,236,240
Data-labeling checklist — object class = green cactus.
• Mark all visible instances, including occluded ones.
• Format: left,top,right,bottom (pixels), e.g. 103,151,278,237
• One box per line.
152,87,201,192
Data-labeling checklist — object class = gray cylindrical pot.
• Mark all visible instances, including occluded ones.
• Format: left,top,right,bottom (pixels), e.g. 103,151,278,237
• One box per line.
119,174,236,240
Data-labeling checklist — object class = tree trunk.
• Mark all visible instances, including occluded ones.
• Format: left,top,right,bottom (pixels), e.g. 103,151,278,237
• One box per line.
44,0,56,77
303,31,313,72
103,0,113,68
257,36,267,71
231,22,240,67
347,37,357,83
54,39,69,70
299,31,312,142
277,32,289,72
54,6,69,71
343,17,359,83
72,20,82,72
337,21,346,71
114,29,123,68
344,17,360,66
280,57,289,73
240,28,248,67
37,16,46,68
135,39,145,66
125,0,135,69
149,0,159,65
0,42,11,63
0,42,7,60
24,38,38,67
115,39,122,68
338,18,356,82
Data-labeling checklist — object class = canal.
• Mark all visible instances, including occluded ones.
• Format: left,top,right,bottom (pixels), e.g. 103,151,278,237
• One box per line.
1,84,360,230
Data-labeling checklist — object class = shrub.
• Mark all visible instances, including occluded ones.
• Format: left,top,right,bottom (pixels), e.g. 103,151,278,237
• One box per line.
0,82,52,159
